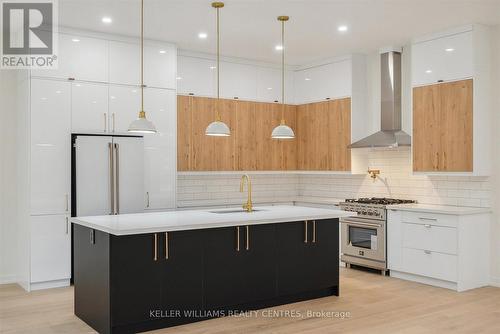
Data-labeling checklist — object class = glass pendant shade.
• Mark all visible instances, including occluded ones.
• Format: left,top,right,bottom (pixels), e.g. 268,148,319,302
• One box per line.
271,122,295,139
128,112,157,133
206,120,230,137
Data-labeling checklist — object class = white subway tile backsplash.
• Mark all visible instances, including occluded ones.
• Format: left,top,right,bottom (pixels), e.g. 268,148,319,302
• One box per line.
177,149,491,209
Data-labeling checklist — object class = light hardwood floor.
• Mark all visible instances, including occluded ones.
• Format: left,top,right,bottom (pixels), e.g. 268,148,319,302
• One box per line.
1,268,500,334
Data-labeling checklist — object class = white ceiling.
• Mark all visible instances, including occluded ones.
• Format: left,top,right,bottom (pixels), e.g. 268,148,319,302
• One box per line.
59,0,500,65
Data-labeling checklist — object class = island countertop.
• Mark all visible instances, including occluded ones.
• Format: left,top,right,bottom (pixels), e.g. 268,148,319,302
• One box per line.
71,205,354,236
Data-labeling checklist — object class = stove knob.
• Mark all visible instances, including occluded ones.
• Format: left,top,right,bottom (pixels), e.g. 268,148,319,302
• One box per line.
362,211,367,215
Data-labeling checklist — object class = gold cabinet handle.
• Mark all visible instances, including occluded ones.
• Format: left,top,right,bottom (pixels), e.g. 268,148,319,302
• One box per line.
112,113,116,132
165,232,169,260
146,192,150,208
312,220,316,243
65,194,69,212
104,113,107,132
245,226,250,251
153,233,158,261
304,221,308,243
236,226,240,252
65,217,69,234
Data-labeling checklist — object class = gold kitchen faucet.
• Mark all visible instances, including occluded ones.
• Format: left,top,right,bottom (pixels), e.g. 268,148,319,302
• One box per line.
240,174,253,212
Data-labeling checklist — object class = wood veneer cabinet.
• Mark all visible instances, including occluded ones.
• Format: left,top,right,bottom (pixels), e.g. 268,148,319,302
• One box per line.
178,96,349,172
177,96,297,171
296,98,351,171
413,79,473,172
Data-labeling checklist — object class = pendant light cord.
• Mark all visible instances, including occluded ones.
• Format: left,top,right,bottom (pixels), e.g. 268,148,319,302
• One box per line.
140,0,144,115
281,19,285,123
215,6,221,121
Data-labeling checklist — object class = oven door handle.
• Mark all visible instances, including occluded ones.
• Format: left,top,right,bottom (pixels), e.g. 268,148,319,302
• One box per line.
340,219,382,228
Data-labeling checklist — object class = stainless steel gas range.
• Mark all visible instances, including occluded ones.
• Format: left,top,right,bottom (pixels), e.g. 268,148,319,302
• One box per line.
339,198,415,275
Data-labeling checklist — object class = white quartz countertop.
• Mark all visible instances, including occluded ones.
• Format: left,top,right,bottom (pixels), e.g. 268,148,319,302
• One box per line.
387,203,491,215
71,205,354,236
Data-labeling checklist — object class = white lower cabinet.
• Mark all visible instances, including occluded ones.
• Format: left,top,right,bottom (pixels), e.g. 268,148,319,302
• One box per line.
388,209,490,292
30,215,71,289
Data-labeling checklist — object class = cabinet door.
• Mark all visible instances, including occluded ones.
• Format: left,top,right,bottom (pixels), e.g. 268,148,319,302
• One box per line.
254,102,281,170
220,62,257,101
109,41,175,88
32,33,107,82
177,56,216,97
161,231,204,319
412,84,442,172
276,220,338,295
111,233,162,326
71,82,109,133
108,85,141,133
30,79,71,215
204,225,276,309
412,31,473,86
305,220,339,290
439,79,473,172
144,89,177,209
177,95,191,171
328,98,351,171
30,215,71,283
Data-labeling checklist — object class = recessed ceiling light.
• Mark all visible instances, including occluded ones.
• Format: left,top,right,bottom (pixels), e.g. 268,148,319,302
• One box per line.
159,50,166,54
305,78,311,81
75,84,81,87
209,66,216,70
425,70,432,74
102,17,112,24
55,90,61,94
275,45,283,51
71,38,80,42
131,89,137,93
198,32,208,39
445,48,455,52
337,25,348,32
176,76,183,80
267,87,273,90
40,97,47,101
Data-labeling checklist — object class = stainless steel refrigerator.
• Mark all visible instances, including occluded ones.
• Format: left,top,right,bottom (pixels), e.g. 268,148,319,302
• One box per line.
72,135,145,217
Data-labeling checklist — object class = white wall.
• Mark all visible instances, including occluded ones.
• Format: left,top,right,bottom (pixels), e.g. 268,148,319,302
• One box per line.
490,25,500,286
0,70,18,284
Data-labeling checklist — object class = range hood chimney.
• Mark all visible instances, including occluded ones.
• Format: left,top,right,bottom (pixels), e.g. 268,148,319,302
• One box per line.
349,50,411,148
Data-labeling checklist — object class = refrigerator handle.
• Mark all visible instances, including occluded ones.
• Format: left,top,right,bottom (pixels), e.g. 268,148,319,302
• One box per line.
114,143,120,215
108,142,114,215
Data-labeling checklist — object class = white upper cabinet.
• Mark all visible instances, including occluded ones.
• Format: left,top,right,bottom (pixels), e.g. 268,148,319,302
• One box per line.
177,56,216,97
294,59,352,104
30,79,71,215
220,61,257,101
143,89,177,210
256,67,295,104
32,33,108,82
412,30,474,86
108,85,141,133
109,41,176,89
71,82,109,133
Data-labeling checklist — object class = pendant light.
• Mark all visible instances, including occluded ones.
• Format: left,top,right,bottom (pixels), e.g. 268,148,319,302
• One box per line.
128,0,157,134
205,2,230,137
271,16,295,140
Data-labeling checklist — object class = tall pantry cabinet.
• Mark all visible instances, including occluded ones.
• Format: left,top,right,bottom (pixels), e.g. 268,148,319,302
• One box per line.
411,25,492,175
16,29,177,291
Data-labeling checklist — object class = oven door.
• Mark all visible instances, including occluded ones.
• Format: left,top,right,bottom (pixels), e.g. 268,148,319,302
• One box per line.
340,217,385,262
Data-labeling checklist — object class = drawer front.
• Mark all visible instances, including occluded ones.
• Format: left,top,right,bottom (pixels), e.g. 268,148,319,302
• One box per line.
402,222,457,255
401,211,458,228
402,248,457,282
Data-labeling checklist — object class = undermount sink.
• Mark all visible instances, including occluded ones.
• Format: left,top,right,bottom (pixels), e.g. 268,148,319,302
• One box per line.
208,209,265,214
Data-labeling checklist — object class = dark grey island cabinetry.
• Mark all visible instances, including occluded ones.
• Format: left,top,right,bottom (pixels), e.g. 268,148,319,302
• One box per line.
73,219,339,334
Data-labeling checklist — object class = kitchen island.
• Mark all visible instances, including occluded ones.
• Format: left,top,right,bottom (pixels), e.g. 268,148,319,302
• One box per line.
72,205,353,334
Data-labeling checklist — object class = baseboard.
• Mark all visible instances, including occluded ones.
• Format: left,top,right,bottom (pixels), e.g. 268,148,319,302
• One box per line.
30,279,70,291
390,271,458,291
490,276,500,288
0,275,17,285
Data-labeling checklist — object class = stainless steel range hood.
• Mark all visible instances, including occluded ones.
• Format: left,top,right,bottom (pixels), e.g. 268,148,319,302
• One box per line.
349,51,411,148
